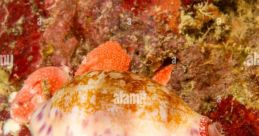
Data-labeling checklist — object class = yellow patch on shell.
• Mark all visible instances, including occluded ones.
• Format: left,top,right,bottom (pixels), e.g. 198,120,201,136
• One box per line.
51,71,195,125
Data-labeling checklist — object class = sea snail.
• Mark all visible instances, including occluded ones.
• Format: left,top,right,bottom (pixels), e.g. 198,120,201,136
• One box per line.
30,71,220,136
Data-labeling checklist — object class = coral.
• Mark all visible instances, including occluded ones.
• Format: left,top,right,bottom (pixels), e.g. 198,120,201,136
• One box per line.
121,0,153,15
179,2,230,43
0,0,47,81
207,96,259,136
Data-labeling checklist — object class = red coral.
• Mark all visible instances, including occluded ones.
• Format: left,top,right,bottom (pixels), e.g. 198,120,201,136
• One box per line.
0,0,47,82
18,125,31,136
122,0,153,15
206,96,259,136
0,109,10,121
182,0,193,6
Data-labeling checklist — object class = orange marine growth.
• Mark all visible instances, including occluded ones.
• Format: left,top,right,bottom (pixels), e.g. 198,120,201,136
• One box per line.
10,67,69,123
75,41,131,75
153,0,181,32
152,64,174,85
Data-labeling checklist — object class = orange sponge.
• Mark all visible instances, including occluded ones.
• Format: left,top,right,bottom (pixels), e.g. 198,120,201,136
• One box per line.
152,64,174,85
76,41,131,75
